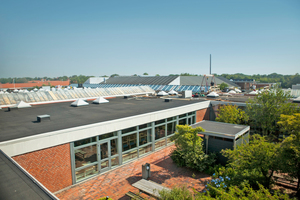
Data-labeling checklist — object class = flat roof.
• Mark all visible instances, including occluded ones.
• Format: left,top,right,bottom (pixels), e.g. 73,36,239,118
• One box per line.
0,150,57,200
191,120,249,139
0,97,207,142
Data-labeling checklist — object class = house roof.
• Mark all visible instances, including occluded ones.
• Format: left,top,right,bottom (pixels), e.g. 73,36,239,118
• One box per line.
191,120,250,139
0,150,57,200
0,80,70,89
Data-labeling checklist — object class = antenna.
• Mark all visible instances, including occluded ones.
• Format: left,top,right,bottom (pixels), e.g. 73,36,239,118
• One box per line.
210,54,211,75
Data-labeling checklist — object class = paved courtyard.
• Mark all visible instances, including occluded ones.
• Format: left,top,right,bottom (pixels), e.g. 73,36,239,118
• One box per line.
55,145,211,200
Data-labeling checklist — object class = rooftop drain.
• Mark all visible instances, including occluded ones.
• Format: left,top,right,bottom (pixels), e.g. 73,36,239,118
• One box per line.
37,114,50,122
71,99,89,107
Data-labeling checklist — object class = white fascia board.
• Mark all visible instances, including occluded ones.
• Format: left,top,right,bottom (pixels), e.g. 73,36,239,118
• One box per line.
0,101,210,157
200,131,235,140
234,126,250,140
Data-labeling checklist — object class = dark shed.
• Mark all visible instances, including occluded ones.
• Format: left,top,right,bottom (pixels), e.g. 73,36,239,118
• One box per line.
191,120,250,165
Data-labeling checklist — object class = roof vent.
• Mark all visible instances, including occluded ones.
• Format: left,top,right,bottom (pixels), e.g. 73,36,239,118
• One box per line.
71,99,89,107
93,97,109,104
165,98,172,102
37,114,50,122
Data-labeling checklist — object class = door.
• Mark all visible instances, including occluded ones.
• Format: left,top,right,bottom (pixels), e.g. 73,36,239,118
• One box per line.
99,141,110,172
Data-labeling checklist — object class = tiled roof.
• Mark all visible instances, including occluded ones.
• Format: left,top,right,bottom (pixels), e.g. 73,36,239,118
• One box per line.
0,80,70,89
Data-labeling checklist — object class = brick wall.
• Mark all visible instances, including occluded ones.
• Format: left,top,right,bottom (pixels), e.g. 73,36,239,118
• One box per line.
12,143,72,193
196,108,210,122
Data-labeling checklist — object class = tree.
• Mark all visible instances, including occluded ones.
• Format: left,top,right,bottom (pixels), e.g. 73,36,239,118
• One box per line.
246,88,297,137
278,113,300,197
155,74,160,76
215,105,248,125
159,183,291,200
219,82,228,90
143,72,148,75
222,135,280,189
171,125,215,171
110,74,119,77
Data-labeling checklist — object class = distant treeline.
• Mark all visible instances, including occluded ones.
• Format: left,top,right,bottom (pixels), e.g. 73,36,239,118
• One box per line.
1,73,299,88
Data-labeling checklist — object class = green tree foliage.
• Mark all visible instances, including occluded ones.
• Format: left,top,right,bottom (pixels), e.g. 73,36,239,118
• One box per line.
219,82,228,90
155,74,160,76
110,74,119,77
159,184,291,200
246,88,297,137
143,72,148,75
215,105,249,125
171,125,215,171
278,113,300,197
222,135,280,189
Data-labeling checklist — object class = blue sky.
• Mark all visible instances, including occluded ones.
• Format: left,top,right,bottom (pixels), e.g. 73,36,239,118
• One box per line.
1,0,299,78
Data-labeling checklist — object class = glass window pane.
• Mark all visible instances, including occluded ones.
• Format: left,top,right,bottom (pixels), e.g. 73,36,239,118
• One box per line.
179,114,186,118
122,133,137,152
122,127,136,134
139,144,152,157
101,160,109,169
167,137,173,144
75,145,97,168
155,139,166,149
167,117,176,121
167,122,176,136
188,118,192,125
99,132,117,140
179,119,186,125
100,143,108,160
111,156,119,168
155,119,165,125
139,129,152,146
188,112,193,115
155,125,165,140
76,165,98,182
110,139,118,156
139,123,150,129
74,137,96,147
122,149,138,163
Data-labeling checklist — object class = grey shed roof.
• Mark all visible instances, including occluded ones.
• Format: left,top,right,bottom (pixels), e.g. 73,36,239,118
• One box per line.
191,120,249,139
103,76,179,85
215,77,240,88
179,76,240,88
180,76,239,87
0,150,57,200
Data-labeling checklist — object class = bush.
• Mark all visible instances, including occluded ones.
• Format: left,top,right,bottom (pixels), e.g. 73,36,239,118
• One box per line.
97,197,113,200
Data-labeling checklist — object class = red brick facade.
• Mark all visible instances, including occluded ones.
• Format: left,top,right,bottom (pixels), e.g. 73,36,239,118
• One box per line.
12,143,72,193
196,108,210,122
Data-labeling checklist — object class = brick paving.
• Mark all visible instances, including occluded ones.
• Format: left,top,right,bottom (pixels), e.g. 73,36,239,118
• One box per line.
55,145,211,200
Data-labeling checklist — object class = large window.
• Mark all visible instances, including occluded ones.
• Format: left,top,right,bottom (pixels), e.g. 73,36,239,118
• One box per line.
71,110,196,183
167,122,176,136
122,133,137,152
155,125,165,140
74,145,97,168
139,129,151,146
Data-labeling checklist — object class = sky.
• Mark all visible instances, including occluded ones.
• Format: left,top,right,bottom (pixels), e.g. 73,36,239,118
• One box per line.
0,0,299,78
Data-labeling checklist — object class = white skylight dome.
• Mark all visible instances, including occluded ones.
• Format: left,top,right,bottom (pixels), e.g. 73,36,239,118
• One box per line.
93,97,109,104
71,99,89,107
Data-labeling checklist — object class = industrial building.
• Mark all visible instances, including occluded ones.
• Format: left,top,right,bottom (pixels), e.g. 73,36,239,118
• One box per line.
73,76,240,93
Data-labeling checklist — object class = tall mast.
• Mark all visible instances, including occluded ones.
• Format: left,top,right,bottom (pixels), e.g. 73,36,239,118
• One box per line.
210,54,211,75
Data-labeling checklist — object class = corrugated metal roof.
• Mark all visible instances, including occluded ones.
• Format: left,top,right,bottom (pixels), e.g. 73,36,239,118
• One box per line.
180,76,240,88
104,76,179,85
